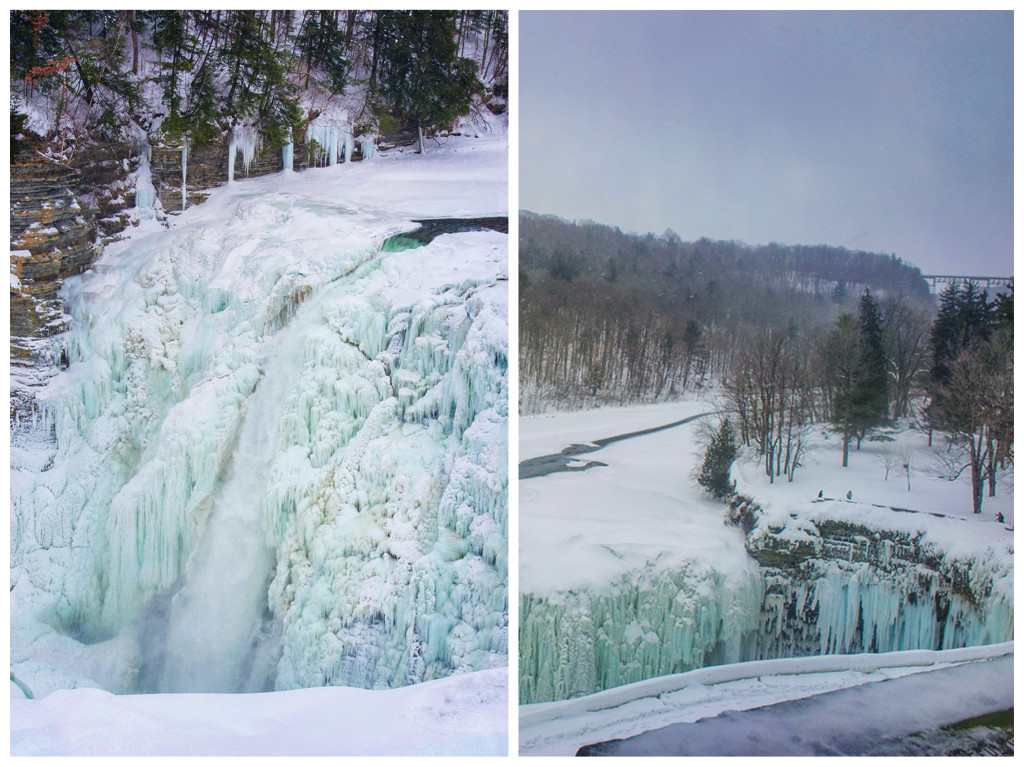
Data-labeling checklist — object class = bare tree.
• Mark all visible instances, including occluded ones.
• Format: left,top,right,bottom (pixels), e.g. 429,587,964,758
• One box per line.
881,294,931,420
938,334,1012,514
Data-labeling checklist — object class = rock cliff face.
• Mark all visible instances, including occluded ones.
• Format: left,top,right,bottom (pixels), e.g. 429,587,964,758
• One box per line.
726,495,1013,660
11,151,94,409
9,131,372,411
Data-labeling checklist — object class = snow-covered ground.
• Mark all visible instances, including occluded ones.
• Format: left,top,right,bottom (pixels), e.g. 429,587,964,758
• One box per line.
731,414,1014,553
11,126,508,753
12,667,507,756
520,644,1011,755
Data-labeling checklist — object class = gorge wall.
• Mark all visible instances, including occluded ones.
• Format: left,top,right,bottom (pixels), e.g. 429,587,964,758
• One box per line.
518,496,1013,705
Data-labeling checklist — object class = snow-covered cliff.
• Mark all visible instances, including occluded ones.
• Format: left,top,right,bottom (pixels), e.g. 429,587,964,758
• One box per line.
11,132,508,697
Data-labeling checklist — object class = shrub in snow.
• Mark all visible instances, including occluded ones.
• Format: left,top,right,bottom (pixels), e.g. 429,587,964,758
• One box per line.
698,418,738,499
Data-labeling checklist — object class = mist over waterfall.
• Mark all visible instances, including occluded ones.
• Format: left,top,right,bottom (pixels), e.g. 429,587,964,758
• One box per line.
10,142,509,699
158,328,301,694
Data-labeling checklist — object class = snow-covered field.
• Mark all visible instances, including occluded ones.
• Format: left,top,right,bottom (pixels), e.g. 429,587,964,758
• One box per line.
12,667,507,756
11,126,508,753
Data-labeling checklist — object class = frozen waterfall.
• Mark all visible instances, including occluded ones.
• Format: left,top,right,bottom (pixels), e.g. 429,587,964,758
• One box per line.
134,144,156,214
159,328,301,693
11,174,509,697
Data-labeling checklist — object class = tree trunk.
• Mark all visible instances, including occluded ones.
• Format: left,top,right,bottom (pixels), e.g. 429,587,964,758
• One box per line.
131,11,139,74
345,10,356,43
842,432,850,467
970,436,985,513
987,432,997,497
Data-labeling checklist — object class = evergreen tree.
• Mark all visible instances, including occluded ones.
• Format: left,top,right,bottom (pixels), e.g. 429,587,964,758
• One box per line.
927,281,1012,512
698,419,738,499
850,288,889,446
826,313,862,467
928,280,994,430
151,11,199,140
220,10,299,144
370,11,478,153
297,11,350,92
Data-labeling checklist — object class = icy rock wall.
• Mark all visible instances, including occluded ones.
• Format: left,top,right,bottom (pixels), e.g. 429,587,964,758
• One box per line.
518,563,763,704
756,548,1014,660
11,194,508,694
265,277,508,689
307,119,354,167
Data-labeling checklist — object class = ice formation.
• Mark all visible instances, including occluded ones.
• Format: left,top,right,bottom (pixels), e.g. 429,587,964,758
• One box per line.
359,134,376,162
306,116,353,167
180,138,188,210
519,527,1013,704
227,125,261,182
11,179,508,696
759,553,1014,659
519,563,763,703
134,145,156,214
282,131,294,172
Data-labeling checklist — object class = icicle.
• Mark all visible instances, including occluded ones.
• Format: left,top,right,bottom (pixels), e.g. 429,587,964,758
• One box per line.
305,114,352,167
134,142,156,215
343,128,353,163
180,137,188,211
359,134,376,161
282,130,294,172
228,126,261,181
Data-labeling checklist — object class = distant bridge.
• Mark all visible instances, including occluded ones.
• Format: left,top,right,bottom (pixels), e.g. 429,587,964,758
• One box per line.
921,274,1013,293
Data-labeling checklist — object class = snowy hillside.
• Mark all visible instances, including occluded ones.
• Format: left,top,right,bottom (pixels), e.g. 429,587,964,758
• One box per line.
11,125,508,735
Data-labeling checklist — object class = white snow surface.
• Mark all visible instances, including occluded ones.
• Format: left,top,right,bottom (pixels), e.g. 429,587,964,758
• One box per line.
12,667,507,756
11,128,508,711
519,643,1012,755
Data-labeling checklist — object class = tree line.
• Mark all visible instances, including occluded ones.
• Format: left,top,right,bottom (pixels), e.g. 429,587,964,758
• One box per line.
11,10,507,154
520,212,933,412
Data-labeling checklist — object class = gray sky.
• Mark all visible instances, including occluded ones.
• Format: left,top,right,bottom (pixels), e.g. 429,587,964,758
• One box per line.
520,11,1013,276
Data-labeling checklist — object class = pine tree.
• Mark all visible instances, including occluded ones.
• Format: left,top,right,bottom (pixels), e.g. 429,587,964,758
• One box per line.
698,419,738,499
370,11,478,153
297,11,350,93
151,11,198,140
850,288,889,447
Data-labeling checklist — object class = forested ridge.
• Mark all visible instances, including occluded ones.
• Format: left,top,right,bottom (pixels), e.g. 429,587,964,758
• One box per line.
520,211,933,412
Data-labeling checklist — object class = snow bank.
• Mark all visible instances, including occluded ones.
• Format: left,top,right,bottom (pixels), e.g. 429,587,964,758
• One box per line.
12,668,507,756
520,643,1012,755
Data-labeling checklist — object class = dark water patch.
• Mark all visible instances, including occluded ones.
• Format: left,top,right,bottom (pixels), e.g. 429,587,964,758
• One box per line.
383,216,508,251
520,411,716,479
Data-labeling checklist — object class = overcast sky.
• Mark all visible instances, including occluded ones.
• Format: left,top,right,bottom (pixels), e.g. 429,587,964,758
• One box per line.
520,11,1013,276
